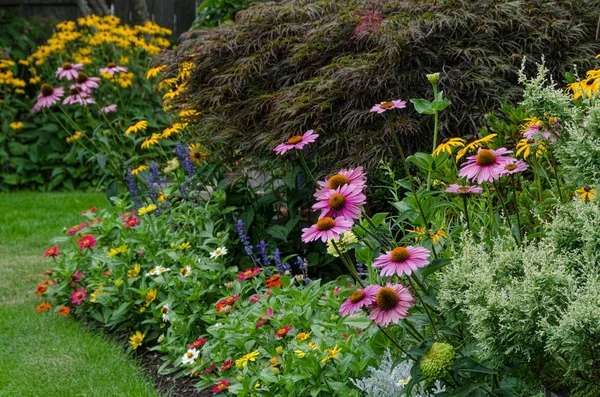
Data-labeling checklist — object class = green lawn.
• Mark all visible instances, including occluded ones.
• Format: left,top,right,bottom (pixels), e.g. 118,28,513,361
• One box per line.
0,192,160,397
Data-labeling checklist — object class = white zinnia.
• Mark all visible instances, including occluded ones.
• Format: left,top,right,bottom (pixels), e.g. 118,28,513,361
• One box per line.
181,348,199,365
145,266,171,276
210,247,228,258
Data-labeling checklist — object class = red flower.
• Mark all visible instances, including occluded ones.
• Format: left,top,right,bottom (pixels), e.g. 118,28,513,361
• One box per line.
216,295,240,313
36,302,52,312
35,284,47,295
266,274,283,289
81,207,97,214
44,246,60,258
77,234,97,249
67,222,87,235
57,305,70,316
188,337,207,349
220,360,234,371
212,380,230,394
274,325,292,339
125,217,141,228
237,267,261,281
203,363,217,374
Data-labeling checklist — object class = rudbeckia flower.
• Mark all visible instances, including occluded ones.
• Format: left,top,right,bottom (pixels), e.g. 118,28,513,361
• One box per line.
131,165,147,175
125,120,148,135
516,138,545,159
432,137,466,157
576,186,596,202
141,133,161,149
455,134,497,161
274,129,319,155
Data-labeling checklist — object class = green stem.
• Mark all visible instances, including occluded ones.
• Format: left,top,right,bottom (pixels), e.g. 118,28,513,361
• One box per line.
426,86,440,191
377,325,417,361
407,276,440,341
510,174,522,243
296,150,318,187
331,240,363,288
461,195,472,235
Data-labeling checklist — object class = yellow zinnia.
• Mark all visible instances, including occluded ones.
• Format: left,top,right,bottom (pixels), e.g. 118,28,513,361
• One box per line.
138,204,157,215
296,331,312,341
236,350,259,368
125,120,148,136
432,137,466,157
129,330,145,349
178,242,191,250
145,289,157,306
576,186,596,202
128,263,141,279
108,244,128,257
9,122,23,130
320,345,342,364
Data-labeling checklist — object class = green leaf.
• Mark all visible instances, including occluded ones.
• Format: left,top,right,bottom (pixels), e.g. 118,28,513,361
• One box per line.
410,98,434,114
421,258,451,278
455,357,496,374
266,225,289,241
342,313,371,329
370,212,389,227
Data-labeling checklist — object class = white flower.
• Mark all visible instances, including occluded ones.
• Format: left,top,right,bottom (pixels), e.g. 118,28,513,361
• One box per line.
161,303,170,322
181,348,199,365
210,247,228,258
179,265,192,277
157,334,165,343
145,266,171,276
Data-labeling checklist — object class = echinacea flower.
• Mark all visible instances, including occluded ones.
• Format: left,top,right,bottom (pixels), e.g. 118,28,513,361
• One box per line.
71,288,87,305
125,120,148,136
77,234,97,249
55,62,83,80
212,380,231,394
63,87,94,105
339,285,379,316
44,246,60,258
75,72,100,92
32,84,65,113
368,284,414,327
432,137,466,157
499,160,528,176
301,216,353,243
274,129,319,155
445,184,483,195
522,125,559,142
458,148,514,184
99,62,128,75
129,330,145,349
312,184,366,221
182,348,200,365
99,104,117,113
210,247,228,258
576,186,596,202
373,246,430,277
315,167,367,198
274,325,292,339
236,350,259,368
320,345,342,363
237,267,261,281
370,99,407,114
455,134,497,161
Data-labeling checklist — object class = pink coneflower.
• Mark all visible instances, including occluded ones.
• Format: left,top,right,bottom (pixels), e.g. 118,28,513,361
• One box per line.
63,87,95,106
212,380,230,394
339,284,379,316
70,270,84,287
301,216,353,243
368,284,414,327
370,99,407,114
312,184,366,221
445,184,483,195
237,267,261,281
75,72,100,92
274,129,319,155
32,84,65,113
458,148,514,184
220,360,234,371
71,288,87,305
523,125,559,142
188,337,208,349
372,246,430,277
315,167,367,198
44,246,60,258
498,159,528,176
99,62,128,75
99,104,117,114
77,234,97,249
55,62,83,80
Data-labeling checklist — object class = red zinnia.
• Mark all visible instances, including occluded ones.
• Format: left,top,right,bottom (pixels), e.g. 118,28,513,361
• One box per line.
274,325,292,338
212,380,231,394
237,267,261,281
77,234,97,249
44,246,60,258
188,337,207,349
266,274,283,289
35,284,47,295
220,360,234,371
216,295,240,313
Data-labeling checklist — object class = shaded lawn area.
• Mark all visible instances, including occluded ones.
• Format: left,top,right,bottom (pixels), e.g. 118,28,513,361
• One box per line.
0,192,160,397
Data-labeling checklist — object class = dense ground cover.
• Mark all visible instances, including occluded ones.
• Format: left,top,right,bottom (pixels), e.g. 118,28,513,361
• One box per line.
0,192,159,397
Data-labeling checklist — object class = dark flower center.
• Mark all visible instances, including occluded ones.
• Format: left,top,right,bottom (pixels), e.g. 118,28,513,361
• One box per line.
504,164,517,171
475,149,496,166
380,101,394,109
328,174,350,189
586,78,596,86
316,217,335,231
107,62,117,68
376,287,399,311
458,186,471,192
76,72,89,84
41,84,54,96
584,186,592,192
328,193,346,210
192,152,201,159
62,62,72,70
70,87,82,95
391,246,410,262
349,290,366,304
287,135,303,145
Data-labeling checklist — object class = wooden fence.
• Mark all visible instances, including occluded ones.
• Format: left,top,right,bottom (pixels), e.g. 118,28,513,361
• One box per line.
0,0,198,36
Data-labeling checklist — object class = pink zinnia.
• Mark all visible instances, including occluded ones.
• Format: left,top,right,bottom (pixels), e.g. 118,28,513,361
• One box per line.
71,288,87,305
274,325,292,338
70,270,84,287
523,125,559,142
372,246,430,277
125,217,141,228
68,223,87,235
368,284,414,327
301,216,353,243
32,84,64,113
499,159,528,176
274,129,319,155
75,72,100,92
99,104,117,114
315,167,367,198
220,360,234,371
370,99,407,114
458,148,514,184
63,87,95,106
312,184,366,221
339,285,379,316
237,267,261,281
188,337,208,349
445,184,483,195
77,235,97,249
44,246,60,258
212,380,230,394
99,62,128,75
55,62,83,80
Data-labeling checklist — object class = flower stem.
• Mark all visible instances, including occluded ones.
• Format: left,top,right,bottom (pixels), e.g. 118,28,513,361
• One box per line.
296,150,318,187
407,276,440,342
426,86,440,191
376,325,417,361
461,195,472,234
331,240,363,288
510,174,522,242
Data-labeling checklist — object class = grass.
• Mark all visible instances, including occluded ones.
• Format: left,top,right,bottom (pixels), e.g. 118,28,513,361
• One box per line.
0,192,160,397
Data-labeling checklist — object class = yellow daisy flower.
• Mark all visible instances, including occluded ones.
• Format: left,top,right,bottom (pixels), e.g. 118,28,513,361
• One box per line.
66,131,82,143
576,186,596,202
146,65,167,79
432,137,466,157
455,134,497,162
9,122,23,130
320,345,342,364
138,204,157,215
141,133,161,149
236,350,259,368
178,242,191,250
131,165,148,175
128,263,141,279
129,330,145,349
125,120,148,136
